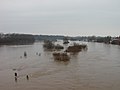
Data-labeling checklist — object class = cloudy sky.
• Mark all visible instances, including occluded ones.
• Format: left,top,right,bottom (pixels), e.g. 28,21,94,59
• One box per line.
0,0,120,36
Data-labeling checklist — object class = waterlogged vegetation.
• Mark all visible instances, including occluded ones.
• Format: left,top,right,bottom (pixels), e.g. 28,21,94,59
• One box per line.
0,33,119,64
1,32,119,63
43,40,87,61
53,52,70,61
43,40,64,50
63,37,69,44
43,40,55,49
55,44,64,50
65,43,87,52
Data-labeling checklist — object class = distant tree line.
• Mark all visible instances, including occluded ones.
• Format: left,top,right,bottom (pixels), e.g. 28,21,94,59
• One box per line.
85,36,120,45
34,35,120,45
0,33,35,45
0,33,119,45
34,35,64,41
87,36,112,43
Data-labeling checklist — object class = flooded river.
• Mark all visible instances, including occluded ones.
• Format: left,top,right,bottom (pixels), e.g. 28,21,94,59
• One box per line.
0,41,120,90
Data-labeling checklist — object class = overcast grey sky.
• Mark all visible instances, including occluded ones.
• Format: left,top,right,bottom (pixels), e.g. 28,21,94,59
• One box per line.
0,0,120,36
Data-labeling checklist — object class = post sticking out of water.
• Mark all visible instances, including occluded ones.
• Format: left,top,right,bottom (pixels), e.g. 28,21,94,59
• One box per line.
14,72,18,83
26,75,29,80
39,53,41,56
15,72,17,77
24,51,27,57
36,52,38,55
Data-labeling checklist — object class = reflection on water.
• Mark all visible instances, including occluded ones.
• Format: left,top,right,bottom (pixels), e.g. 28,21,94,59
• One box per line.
0,41,120,90
54,60,70,66
14,77,17,83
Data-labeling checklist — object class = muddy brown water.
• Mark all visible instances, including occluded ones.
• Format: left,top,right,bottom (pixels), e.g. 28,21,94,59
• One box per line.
0,41,120,90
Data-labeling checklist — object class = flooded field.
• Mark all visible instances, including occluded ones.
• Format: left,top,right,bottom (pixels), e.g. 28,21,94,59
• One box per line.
0,41,120,90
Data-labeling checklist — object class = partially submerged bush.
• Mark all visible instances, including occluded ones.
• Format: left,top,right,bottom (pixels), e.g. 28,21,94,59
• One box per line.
65,43,87,52
43,40,64,50
63,37,69,44
79,44,87,49
53,52,70,61
54,44,64,49
43,40,55,49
